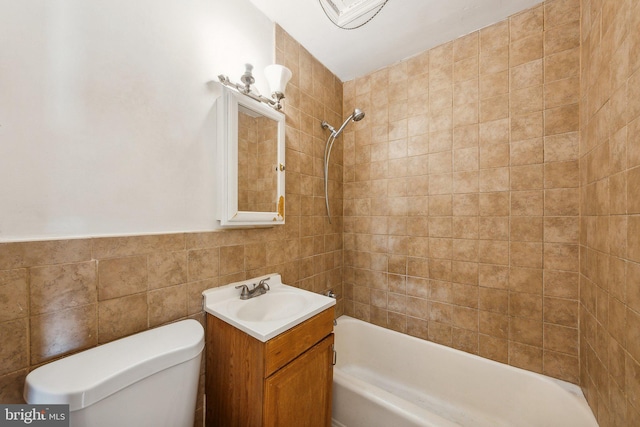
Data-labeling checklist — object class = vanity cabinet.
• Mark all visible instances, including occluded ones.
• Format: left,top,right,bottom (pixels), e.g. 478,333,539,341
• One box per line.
205,307,335,427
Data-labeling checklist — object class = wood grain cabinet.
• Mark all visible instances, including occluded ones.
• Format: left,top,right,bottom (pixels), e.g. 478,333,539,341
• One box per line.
205,308,335,427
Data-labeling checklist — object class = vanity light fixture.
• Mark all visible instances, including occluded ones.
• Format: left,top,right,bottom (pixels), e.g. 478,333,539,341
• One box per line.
218,63,292,110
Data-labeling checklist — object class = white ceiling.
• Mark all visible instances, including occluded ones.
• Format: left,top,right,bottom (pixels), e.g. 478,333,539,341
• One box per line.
249,0,544,82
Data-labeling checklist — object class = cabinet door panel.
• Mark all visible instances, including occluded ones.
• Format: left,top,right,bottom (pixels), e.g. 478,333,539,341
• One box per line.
264,334,334,427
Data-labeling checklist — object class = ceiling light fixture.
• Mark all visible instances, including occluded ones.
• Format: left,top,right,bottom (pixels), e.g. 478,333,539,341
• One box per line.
318,0,389,30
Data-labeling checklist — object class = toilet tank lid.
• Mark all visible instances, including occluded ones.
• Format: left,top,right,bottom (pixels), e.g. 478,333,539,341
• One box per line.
24,319,204,411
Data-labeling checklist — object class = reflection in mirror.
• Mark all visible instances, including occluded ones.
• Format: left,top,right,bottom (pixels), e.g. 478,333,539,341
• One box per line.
237,105,278,212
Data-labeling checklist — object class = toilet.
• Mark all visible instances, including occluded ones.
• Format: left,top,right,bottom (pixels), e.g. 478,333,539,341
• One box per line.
24,319,204,427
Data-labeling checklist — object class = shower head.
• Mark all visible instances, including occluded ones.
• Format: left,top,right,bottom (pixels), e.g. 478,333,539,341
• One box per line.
352,108,365,122
322,108,366,138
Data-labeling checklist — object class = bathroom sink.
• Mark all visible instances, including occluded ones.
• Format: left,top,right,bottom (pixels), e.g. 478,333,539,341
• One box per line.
202,274,336,342
229,292,310,322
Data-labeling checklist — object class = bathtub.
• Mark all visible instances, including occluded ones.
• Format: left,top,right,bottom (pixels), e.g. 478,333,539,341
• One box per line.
332,316,598,427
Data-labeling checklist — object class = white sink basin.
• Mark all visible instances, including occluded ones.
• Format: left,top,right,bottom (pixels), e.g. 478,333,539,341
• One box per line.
202,274,336,342
229,292,310,322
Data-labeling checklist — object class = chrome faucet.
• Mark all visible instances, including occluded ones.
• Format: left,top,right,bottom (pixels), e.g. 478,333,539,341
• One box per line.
235,277,271,300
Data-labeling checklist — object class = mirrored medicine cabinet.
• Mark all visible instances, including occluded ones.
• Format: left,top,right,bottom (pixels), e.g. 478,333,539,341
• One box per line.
216,84,285,227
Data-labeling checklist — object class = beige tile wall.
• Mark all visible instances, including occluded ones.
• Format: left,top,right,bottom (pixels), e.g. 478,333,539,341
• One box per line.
0,26,344,426
342,0,581,383
580,0,640,425
4,2,640,423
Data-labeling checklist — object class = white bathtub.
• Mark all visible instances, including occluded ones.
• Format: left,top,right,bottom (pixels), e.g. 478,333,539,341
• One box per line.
332,316,598,427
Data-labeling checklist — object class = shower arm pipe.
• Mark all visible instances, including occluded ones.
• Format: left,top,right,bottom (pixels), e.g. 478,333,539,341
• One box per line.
331,114,354,138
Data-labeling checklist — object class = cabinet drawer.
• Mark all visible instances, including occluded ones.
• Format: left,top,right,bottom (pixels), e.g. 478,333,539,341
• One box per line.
264,307,334,377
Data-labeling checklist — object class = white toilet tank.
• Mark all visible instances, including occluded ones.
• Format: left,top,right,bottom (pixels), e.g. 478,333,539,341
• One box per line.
24,319,204,427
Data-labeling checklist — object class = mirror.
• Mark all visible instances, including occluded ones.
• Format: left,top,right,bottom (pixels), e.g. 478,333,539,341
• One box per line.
216,85,285,227
237,105,278,212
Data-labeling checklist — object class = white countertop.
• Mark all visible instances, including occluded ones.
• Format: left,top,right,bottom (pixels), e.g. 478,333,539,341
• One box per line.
202,273,336,342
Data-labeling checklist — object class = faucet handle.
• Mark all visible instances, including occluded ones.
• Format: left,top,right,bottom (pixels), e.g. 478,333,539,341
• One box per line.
258,277,270,290
235,284,250,299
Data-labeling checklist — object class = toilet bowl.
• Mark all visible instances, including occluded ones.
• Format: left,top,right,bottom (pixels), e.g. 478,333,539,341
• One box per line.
24,319,204,427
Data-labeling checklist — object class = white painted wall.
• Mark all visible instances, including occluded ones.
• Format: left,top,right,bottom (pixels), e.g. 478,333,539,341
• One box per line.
0,0,275,241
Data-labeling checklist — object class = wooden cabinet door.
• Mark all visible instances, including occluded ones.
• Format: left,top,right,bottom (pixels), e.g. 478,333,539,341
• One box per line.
263,334,334,427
